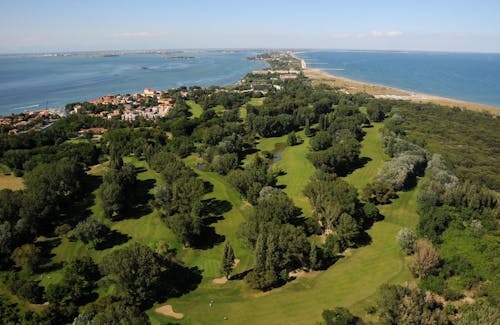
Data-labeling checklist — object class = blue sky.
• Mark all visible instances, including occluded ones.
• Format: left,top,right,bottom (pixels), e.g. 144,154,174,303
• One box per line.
1,0,499,53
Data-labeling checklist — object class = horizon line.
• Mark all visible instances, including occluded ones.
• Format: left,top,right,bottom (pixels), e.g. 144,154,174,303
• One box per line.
1,47,500,56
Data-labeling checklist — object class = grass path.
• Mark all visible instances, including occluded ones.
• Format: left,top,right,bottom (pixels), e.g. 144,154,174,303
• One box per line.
155,123,420,324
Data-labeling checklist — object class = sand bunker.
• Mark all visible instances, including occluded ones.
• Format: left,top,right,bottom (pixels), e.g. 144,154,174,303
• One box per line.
212,277,228,284
155,304,184,319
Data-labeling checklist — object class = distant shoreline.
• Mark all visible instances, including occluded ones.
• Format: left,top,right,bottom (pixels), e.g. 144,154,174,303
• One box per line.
294,53,500,115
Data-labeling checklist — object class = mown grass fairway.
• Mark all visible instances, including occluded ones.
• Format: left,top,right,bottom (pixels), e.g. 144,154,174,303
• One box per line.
187,100,203,119
345,123,388,191
273,131,314,215
153,123,419,324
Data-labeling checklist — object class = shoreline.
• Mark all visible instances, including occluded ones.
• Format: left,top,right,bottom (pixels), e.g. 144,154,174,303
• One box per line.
294,54,500,115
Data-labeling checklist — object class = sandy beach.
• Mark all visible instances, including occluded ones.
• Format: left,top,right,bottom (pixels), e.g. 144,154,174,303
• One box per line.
295,54,500,115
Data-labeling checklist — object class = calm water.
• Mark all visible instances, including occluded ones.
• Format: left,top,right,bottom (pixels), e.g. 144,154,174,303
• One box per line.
0,51,267,115
298,51,500,107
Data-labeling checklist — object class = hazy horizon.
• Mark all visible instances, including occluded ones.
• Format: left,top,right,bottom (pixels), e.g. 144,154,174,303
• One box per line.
2,48,500,56
2,1,500,54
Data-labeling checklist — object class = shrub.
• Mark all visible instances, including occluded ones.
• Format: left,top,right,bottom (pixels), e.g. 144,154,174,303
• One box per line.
211,153,239,175
413,239,441,277
54,224,72,237
396,228,417,255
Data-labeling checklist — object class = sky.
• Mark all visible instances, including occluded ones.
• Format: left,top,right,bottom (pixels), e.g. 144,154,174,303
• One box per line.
1,0,500,53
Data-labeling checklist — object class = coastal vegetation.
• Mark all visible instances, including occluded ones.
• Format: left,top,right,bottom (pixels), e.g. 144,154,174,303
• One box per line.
0,51,498,325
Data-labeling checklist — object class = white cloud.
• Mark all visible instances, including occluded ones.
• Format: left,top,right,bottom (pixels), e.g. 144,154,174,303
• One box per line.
371,30,403,38
385,31,403,37
331,30,403,40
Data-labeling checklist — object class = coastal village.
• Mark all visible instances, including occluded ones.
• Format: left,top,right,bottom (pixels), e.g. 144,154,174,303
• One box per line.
71,88,177,121
0,53,303,136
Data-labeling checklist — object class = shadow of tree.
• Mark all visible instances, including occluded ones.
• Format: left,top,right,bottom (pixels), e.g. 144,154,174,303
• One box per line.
192,227,225,250
336,156,372,177
122,178,155,219
94,230,130,250
355,231,373,247
202,198,232,217
49,173,102,236
157,264,203,301
229,269,252,281
36,238,62,273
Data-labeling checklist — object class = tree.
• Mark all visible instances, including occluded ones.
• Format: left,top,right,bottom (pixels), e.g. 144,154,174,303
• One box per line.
287,131,298,146
220,242,235,278
11,244,41,274
88,301,150,325
362,180,396,204
304,177,359,233
366,105,385,122
413,239,441,277
322,307,357,325
100,243,162,306
100,164,137,220
310,131,333,151
0,222,14,266
362,202,380,223
455,301,500,325
166,200,203,247
21,158,84,228
309,244,320,270
396,228,417,255
336,213,360,248
304,118,313,137
108,146,123,170
73,218,110,247
211,153,239,175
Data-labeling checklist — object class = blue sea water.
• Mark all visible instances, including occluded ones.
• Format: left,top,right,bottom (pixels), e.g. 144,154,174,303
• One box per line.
0,51,267,115
298,50,500,108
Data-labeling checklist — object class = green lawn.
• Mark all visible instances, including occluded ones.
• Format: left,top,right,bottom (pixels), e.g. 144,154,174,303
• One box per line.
273,132,314,215
155,124,420,324
187,100,203,119
344,123,388,192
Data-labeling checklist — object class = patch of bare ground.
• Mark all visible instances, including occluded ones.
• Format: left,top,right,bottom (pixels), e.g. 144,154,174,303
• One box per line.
155,304,184,319
213,259,240,284
288,270,319,279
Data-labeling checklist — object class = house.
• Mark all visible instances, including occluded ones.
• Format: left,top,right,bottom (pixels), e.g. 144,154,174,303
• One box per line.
143,88,156,97
280,74,298,81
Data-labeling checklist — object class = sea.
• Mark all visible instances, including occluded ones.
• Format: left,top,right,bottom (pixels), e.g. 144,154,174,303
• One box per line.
298,50,500,108
0,51,268,115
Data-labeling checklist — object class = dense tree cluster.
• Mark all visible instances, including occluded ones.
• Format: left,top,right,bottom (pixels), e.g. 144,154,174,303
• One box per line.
149,151,208,246
375,284,447,325
304,173,366,247
189,86,252,110
44,257,102,323
228,155,277,205
395,102,500,190
100,163,137,220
